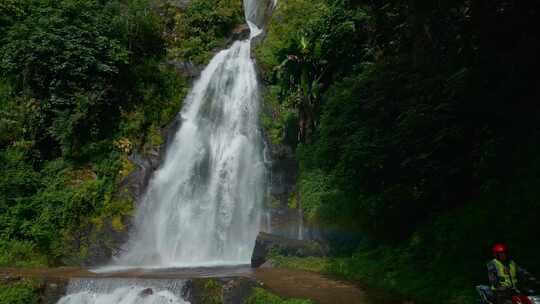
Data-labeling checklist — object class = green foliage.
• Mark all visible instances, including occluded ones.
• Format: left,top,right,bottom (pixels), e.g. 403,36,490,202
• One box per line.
257,0,368,142
260,0,540,302
261,85,298,146
0,0,185,265
325,246,477,304
2,1,126,156
296,169,333,220
0,240,47,267
262,0,540,239
268,184,540,304
2,1,127,96
0,280,39,304
0,147,127,262
269,256,329,273
0,0,26,38
169,0,244,64
246,288,313,304
255,0,328,71
117,60,187,150
0,0,173,159
204,280,221,304
0,0,246,267
190,279,224,304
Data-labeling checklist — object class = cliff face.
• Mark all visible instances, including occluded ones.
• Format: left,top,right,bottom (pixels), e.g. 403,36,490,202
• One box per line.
254,0,323,242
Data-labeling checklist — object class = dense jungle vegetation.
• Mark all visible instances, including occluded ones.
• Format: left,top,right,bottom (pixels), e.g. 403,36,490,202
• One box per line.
258,0,540,302
1,0,539,303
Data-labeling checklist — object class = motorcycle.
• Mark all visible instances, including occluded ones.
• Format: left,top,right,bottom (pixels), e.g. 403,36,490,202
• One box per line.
477,281,540,304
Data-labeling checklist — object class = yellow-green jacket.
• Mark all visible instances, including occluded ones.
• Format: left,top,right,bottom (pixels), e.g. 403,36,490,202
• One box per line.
487,259,530,291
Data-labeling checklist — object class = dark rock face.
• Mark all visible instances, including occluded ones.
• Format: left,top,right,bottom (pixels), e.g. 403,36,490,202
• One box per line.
251,232,328,268
260,113,306,240
39,279,69,304
268,144,299,206
40,279,68,304
122,148,163,203
168,59,204,78
71,218,131,267
262,116,324,242
123,115,184,204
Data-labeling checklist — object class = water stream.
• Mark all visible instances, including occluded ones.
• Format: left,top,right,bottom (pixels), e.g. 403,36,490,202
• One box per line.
56,0,268,302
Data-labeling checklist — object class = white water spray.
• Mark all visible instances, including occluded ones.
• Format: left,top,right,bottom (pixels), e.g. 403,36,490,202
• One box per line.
57,279,188,304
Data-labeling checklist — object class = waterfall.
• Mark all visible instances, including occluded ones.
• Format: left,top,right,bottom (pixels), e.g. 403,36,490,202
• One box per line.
56,0,268,302
110,0,266,269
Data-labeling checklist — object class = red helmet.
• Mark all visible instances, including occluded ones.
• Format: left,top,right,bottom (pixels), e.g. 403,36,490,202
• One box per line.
492,243,508,256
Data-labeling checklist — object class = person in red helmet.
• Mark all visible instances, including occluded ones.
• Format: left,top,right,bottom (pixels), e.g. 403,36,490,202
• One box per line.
487,243,536,304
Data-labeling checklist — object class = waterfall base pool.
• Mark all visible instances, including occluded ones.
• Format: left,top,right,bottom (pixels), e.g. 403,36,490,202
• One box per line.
56,278,189,304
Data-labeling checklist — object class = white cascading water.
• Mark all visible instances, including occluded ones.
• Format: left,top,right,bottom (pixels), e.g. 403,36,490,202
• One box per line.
111,0,267,269
57,279,188,304
56,0,269,302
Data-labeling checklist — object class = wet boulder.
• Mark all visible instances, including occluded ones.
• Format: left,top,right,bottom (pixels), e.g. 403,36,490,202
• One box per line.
231,24,251,41
140,288,154,297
